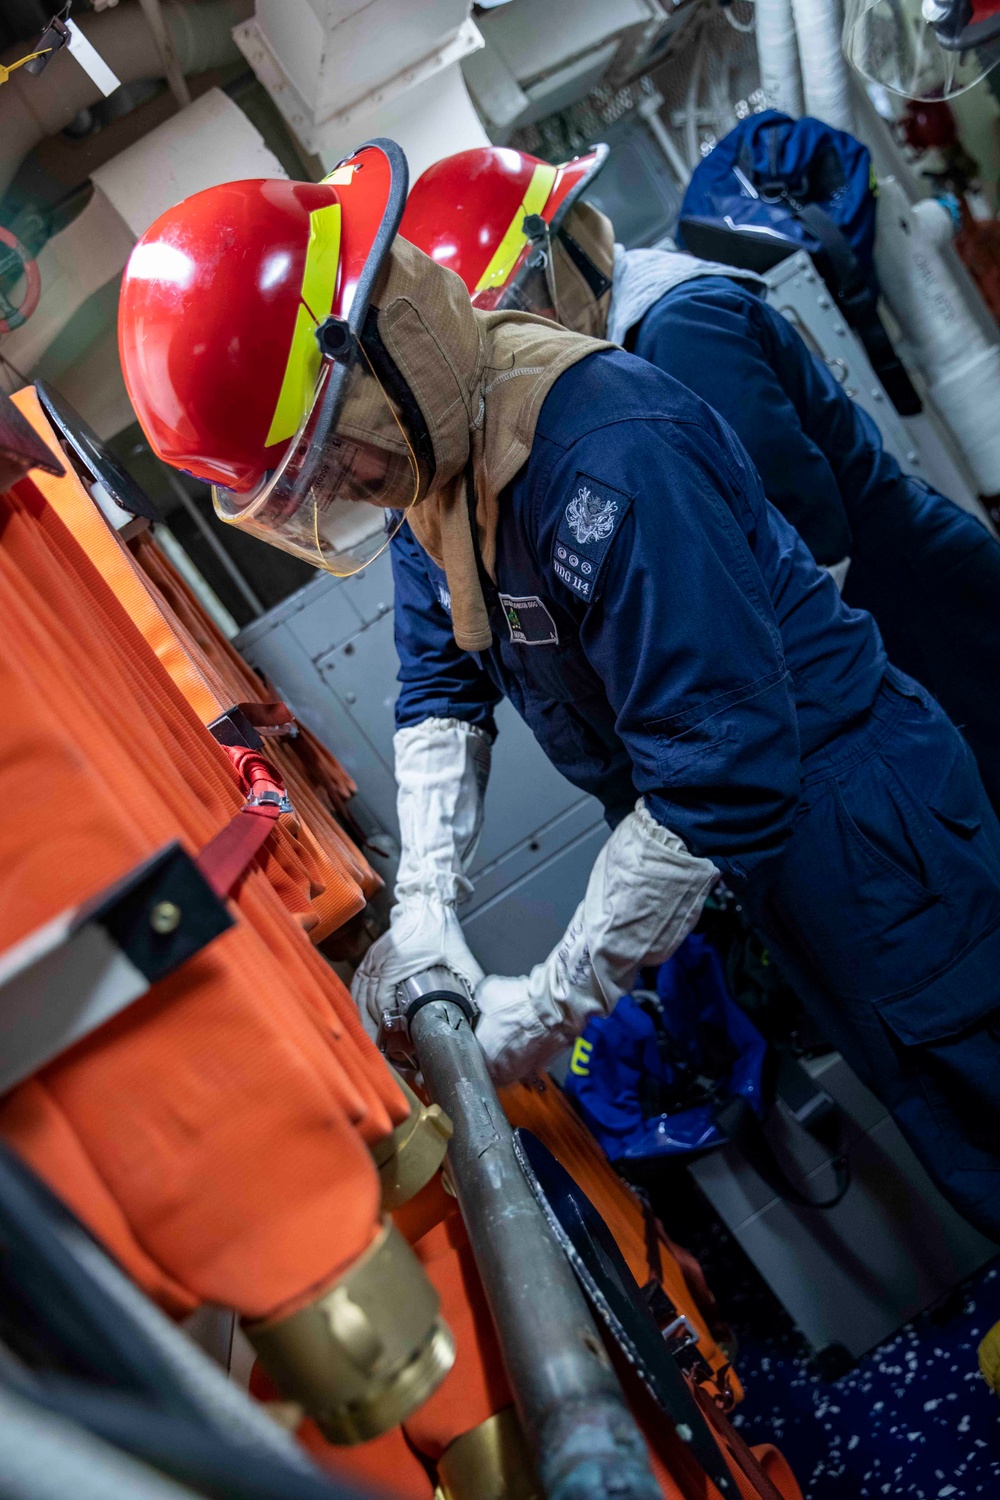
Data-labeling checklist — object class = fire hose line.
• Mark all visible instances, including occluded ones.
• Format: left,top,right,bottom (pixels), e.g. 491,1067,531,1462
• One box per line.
400,967,662,1500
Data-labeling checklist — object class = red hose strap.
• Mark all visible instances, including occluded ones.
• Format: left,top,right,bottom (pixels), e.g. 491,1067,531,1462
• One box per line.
196,802,281,899
197,748,289,897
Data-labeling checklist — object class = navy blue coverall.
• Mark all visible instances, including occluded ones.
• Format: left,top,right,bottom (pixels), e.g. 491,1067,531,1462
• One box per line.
391,348,1000,1240
629,276,1000,811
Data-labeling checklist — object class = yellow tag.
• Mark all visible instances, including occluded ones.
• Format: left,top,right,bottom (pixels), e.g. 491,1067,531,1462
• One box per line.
0,48,50,87
322,165,357,186
474,162,558,294
265,202,342,449
569,1037,593,1077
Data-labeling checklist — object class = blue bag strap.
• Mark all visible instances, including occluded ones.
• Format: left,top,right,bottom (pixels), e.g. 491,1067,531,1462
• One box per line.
736,129,922,416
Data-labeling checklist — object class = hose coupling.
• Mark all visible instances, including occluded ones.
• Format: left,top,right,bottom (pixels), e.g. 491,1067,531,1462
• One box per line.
243,1219,455,1444
371,1073,453,1209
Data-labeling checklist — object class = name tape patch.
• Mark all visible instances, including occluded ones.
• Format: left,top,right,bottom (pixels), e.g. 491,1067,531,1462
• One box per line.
499,593,559,646
552,475,630,602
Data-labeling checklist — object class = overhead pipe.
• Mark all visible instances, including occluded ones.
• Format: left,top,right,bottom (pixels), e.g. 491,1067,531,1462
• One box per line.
137,0,193,109
396,968,661,1500
790,0,854,130
755,0,805,117
0,0,252,198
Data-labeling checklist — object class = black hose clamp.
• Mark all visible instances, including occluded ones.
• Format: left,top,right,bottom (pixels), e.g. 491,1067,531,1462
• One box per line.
404,986,478,1029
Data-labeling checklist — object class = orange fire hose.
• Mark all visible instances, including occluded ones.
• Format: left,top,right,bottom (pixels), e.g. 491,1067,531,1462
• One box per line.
0,466,405,1321
13,388,379,942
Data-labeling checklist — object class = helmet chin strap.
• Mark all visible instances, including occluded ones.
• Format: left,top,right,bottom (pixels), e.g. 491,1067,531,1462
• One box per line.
557,222,614,301
359,304,436,487
520,213,563,323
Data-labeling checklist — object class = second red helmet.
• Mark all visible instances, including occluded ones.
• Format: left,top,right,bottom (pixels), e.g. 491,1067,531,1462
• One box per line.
400,144,609,315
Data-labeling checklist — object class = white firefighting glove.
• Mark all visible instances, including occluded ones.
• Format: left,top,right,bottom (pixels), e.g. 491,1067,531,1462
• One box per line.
474,801,719,1085
352,717,490,1041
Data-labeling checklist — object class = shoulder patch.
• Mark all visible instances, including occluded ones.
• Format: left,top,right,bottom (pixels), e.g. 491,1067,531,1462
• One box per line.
553,474,632,602
498,593,559,647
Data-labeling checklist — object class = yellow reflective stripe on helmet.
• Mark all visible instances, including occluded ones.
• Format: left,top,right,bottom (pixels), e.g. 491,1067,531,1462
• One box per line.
265,201,342,449
265,303,321,450
473,161,558,294
301,201,341,324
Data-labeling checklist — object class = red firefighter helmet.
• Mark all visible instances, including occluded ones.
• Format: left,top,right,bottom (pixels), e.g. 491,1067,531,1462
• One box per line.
844,0,1000,99
400,144,609,313
118,140,413,575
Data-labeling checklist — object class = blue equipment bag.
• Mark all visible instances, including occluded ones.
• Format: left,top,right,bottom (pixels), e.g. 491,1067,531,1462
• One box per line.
565,934,766,1162
677,111,921,416
565,934,849,1209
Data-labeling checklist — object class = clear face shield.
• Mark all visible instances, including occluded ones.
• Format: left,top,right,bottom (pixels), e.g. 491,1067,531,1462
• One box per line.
844,0,1000,100
212,137,413,577
212,352,420,576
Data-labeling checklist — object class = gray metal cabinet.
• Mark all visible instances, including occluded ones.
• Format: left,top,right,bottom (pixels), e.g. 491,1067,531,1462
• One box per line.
689,1052,997,1358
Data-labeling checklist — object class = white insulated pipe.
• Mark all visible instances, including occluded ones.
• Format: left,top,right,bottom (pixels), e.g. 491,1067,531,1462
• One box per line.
790,0,854,130
0,0,252,198
876,177,1000,496
755,0,805,117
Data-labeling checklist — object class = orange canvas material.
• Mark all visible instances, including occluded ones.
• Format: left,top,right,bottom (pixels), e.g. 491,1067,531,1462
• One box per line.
12,388,379,942
0,395,798,1492
747,1446,803,1500
131,535,361,818
7,413,337,938
391,1169,457,1248
130,542,380,917
402,1213,514,1462
297,1197,800,1500
249,1366,436,1499
130,532,381,926
0,1077,196,1318
301,1423,435,1500
0,464,408,1320
626,1368,801,1500
4,396,397,1115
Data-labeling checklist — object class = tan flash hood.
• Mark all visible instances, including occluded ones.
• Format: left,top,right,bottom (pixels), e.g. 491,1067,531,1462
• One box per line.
550,202,616,341
370,237,612,651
